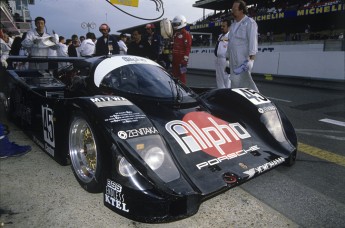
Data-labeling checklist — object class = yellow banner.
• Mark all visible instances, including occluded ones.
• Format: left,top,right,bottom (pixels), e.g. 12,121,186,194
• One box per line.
110,0,139,7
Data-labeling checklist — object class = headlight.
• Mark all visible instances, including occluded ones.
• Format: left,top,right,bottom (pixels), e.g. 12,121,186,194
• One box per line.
117,156,137,177
142,146,164,170
127,135,180,183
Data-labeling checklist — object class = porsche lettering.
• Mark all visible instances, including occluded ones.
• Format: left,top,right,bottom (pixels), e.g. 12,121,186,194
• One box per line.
196,145,260,170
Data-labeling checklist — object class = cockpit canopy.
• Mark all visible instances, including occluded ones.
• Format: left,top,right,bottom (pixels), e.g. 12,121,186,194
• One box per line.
94,56,189,98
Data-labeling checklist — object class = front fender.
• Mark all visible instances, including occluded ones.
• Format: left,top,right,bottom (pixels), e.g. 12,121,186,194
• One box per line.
199,88,297,155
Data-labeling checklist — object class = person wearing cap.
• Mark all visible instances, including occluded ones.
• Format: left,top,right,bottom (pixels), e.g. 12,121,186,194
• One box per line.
118,33,128,55
171,15,192,84
143,23,163,62
21,16,59,70
95,23,120,56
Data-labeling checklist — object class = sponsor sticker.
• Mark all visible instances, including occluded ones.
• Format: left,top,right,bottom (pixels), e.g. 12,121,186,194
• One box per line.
90,96,132,107
243,157,285,179
105,111,146,124
118,127,158,140
105,180,129,212
258,106,276,113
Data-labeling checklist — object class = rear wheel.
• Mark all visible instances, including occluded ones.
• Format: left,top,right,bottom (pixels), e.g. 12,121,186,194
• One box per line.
69,112,106,193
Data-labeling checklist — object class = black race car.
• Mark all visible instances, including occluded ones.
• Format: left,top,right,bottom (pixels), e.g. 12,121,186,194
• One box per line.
3,55,297,223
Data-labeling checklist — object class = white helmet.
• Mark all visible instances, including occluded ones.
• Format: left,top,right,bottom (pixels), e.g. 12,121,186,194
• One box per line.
172,15,187,30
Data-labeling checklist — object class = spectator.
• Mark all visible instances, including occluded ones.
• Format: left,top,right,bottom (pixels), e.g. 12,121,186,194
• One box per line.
68,34,80,57
1,33,11,67
56,35,69,68
227,0,259,91
95,23,120,56
79,32,96,57
214,18,231,88
79,35,85,44
143,23,163,61
21,16,59,70
66,39,72,46
127,29,151,58
118,33,128,55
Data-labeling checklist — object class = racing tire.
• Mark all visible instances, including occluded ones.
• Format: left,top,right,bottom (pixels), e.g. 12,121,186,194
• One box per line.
68,112,107,193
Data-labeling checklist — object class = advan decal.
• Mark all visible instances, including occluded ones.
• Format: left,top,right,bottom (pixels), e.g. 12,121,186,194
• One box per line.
166,112,254,169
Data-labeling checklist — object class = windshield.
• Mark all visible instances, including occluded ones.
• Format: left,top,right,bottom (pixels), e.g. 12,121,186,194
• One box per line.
99,63,189,98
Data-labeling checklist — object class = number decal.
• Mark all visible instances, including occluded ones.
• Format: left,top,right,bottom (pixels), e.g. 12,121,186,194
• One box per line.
42,106,55,148
232,88,270,105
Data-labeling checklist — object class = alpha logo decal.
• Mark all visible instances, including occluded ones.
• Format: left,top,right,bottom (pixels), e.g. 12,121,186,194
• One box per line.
166,112,251,158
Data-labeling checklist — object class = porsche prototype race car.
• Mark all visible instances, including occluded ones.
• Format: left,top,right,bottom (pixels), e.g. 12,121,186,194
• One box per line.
3,55,297,223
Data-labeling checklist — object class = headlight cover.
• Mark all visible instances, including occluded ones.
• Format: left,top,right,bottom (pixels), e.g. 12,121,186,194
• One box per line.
127,135,180,183
117,156,137,177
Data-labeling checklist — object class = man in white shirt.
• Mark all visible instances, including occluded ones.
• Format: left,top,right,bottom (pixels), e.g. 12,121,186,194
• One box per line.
79,32,96,57
56,36,69,68
118,33,128,55
21,16,59,70
227,0,259,91
22,17,59,69
215,19,231,88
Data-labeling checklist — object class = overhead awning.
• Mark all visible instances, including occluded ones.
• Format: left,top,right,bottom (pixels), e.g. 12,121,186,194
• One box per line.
0,2,21,35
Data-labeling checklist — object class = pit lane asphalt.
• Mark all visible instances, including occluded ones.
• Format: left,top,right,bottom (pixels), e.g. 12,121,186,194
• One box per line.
1,73,344,227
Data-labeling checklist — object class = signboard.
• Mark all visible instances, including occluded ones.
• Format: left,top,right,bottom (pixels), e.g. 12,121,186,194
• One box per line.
109,0,139,7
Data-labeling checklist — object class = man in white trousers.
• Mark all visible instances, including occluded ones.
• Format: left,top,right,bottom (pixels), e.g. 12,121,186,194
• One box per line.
227,0,259,91
215,19,231,88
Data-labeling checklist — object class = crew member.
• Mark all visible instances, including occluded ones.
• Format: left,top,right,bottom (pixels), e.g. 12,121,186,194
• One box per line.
215,19,231,88
95,23,120,56
227,0,259,91
21,16,59,69
171,15,192,84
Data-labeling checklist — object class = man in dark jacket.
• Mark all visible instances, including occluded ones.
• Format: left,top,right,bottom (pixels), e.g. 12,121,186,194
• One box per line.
127,30,151,58
143,23,163,61
95,23,120,56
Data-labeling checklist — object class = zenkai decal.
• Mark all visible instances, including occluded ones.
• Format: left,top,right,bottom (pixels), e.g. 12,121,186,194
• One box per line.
166,112,252,162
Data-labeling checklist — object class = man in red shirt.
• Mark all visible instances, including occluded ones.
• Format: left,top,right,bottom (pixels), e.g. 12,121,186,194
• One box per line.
171,15,192,84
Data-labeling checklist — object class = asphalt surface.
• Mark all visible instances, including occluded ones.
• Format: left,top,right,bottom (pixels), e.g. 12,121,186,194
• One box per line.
1,73,345,227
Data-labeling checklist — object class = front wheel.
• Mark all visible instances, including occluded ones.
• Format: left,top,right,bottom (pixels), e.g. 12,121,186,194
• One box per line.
69,112,106,193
